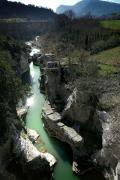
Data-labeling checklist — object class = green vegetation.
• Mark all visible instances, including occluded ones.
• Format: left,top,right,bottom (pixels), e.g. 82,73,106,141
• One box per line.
0,50,23,105
0,33,26,54
0,50,21,142
42,15,120,58
98,64,117,76
42,16,120,79
101,20,120,30
0,32,30,89
0,0,55,20
0,32,29,143
42,16,112,53
92,46,120,76
91,35,120,54
0,18,26,23
93,46,120,64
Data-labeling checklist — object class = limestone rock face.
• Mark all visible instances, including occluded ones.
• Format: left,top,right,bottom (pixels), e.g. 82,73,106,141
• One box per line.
0,104,56,180
43,101,83,146
19,52,29,75
42,65,120,179
95,92,120,180
62,88,93,124
116,162,120,180
10,50,30,77
19,52,30,83
27,128,40,143
14,134,56,168
74,77,120,179
17,106,28,119
42,100,84,174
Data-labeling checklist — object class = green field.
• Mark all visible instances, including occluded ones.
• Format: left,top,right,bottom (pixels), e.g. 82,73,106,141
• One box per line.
101,20,120,30
92,46,120,75
93,46,120,64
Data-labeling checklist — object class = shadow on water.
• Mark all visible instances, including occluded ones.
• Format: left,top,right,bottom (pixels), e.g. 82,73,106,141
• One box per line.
22,70,31,84
46,135,73,163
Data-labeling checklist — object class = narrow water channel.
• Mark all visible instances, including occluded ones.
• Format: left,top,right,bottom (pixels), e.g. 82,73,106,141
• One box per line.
25,48,80,180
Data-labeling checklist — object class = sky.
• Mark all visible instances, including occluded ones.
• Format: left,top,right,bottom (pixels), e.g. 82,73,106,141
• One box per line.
8,0,120,11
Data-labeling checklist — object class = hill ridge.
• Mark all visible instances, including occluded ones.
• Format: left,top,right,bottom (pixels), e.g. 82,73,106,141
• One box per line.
0,0,55,20
56,0,120,17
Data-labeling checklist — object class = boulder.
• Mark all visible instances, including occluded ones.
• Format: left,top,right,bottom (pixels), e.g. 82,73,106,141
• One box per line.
27,129,40,143
14,134,56,168
42,100,83,168
17,106,28,119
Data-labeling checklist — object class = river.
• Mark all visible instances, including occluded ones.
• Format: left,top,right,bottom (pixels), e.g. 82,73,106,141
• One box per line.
25,47,80,180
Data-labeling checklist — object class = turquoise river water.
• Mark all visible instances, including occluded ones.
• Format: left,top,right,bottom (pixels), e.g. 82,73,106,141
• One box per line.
26,58,81,180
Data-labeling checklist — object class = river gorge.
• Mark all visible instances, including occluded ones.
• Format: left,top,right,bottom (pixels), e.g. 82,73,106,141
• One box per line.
0,34,119,180
0,0,120,178
21,39,120,180
26,47,80,180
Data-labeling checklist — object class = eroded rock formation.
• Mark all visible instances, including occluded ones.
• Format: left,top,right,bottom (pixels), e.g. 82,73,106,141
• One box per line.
40,51,120,179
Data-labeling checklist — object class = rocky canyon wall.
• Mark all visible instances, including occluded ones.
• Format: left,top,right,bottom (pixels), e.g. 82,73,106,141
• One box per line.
40,52,120,179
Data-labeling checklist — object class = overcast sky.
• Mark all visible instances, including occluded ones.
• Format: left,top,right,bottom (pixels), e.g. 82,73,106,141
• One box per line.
8,0,120,11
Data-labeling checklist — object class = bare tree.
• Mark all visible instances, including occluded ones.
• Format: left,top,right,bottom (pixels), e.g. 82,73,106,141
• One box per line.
64,10,76,20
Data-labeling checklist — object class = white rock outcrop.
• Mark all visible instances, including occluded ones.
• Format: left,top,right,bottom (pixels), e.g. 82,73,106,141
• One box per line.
17,106,28,118
42,100,83,154
14,133,56,167
27,128,40,143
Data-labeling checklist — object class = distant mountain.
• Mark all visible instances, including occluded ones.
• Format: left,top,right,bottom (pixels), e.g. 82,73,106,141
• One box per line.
56,0,120,17
0,0,55,20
